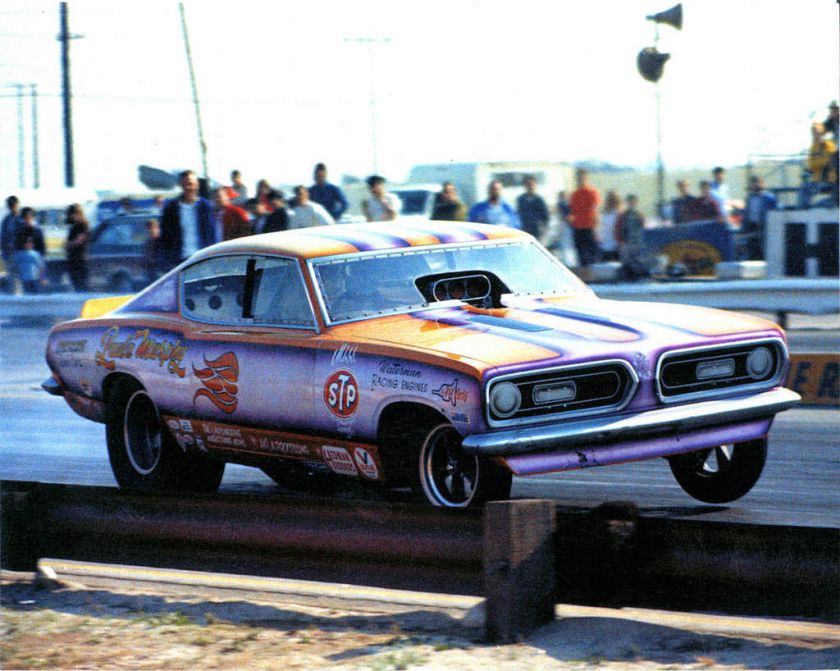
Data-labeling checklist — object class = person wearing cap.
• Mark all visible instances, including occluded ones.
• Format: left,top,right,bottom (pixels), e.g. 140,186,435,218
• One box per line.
309,163,348,222
362,175,401,222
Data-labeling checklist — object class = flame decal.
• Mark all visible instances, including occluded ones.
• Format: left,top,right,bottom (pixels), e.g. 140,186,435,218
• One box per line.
193,352,239,413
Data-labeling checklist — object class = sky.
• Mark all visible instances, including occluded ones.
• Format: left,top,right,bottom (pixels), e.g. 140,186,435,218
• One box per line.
0,0,838,192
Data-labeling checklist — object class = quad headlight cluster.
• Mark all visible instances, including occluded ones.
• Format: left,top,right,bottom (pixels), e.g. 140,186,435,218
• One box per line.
487,362,636,425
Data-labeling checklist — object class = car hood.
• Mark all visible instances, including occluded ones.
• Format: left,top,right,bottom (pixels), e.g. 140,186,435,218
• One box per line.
326,295,784,375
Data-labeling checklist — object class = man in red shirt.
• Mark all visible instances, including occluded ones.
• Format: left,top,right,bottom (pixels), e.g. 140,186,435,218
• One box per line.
213,188,253,241
568,168,601,267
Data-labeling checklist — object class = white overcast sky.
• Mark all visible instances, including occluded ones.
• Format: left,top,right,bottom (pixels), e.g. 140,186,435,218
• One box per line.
0,0,838,191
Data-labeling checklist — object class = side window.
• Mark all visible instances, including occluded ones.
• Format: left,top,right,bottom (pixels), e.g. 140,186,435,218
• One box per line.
182,256,249,324
180,255,315,328
250,257,314,327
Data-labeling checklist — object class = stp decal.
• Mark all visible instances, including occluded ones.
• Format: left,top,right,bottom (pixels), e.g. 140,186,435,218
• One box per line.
193,352,239,414
324,369,359,417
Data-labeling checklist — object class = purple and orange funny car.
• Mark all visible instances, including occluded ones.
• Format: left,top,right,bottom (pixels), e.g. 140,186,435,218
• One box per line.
44,221,800,507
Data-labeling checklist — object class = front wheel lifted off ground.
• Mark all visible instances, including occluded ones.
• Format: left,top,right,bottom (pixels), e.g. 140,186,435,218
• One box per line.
667,438,767,504
412,422,511,508
106,378,225,492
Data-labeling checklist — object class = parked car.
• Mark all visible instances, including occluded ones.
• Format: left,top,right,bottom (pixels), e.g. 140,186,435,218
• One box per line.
43,221,799,507
86,213,154,292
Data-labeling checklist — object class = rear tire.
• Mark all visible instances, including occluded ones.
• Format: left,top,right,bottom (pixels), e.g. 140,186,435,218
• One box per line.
106,378,224,492
411,423,512,508
667,438,767,504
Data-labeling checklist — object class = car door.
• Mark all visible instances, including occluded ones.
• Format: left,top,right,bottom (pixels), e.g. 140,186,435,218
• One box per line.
177,254,319,439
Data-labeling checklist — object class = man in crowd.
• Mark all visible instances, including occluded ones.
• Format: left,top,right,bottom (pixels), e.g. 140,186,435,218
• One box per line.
289,185,335,228
213,188,252,241
740,175,777,260
516,175,549,239
670,180,697,224
615,194,648,280
362,175,401,222
260,190,289,233
568,168,601,267
688,181,725,222
159,170,217,270
309,163,348,222
228,169,248,205
468,180,520,228
1,195,21,293
430,182,467,221
709,167,730,223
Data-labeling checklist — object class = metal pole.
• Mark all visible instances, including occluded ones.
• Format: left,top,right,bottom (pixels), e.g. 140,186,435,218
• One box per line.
654,23,664,219
178,2,208,178
31,83,40,189
16,84,25,188
60,1,75,187
367,41,379,174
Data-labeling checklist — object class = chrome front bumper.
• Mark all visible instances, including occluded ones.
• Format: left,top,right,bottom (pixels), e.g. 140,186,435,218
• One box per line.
461,387,800,457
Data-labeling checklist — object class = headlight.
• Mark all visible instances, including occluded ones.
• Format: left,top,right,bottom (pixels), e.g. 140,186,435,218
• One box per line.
746,347,773,379
490,381,521,418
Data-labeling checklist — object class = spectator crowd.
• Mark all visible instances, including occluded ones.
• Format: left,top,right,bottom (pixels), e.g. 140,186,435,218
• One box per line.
2,101,837,294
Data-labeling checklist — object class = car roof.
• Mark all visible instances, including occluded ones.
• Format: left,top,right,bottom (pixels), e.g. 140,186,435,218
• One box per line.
190,220,530,262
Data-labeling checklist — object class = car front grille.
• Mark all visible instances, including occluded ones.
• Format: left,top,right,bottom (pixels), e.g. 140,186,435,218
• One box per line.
657,339,785,402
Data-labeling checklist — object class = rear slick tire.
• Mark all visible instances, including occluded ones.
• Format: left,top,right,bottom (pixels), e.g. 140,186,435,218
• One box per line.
667,438,767,504
106,378,224,492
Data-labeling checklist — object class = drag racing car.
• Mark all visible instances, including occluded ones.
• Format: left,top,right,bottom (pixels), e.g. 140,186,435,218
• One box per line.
44,220,800,507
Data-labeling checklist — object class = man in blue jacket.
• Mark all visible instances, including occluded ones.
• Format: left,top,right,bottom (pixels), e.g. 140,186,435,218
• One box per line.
309,163,348,223
159,170,217,270
468,180,521,228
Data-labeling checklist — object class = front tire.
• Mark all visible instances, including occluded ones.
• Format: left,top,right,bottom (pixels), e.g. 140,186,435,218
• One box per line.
412,423,511,508
667,438,767,504
106,378,224,492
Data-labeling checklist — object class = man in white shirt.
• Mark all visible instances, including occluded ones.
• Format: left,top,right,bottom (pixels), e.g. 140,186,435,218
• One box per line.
288,185,335,229
362,175,401,222
709,166,730,224
159,170,217,269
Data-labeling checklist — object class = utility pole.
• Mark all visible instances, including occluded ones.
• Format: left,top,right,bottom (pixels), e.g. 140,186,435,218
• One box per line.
16,84,25,188
31,84,40,188
60,1,75,187
344,36,391,175
179,2,208,179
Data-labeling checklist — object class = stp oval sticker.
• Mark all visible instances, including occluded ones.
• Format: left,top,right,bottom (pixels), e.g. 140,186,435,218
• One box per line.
324,370,359,418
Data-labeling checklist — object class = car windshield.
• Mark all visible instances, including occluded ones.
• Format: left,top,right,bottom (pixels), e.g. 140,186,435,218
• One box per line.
311,241,585,323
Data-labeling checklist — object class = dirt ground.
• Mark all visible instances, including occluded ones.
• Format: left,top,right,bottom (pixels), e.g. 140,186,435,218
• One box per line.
1,573,838,671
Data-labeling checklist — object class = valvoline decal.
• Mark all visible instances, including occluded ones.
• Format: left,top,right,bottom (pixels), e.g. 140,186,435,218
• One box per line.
324,369,359,417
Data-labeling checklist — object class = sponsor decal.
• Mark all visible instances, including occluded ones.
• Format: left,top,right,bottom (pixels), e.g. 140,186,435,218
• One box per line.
353,447,379,480
161,415,386,481
193,352,239,414
79,379,93,396
378,360,423,378
179,419,193,432
322,445,358,476
432,378,469,407
331,343,358,366
450,411,470,424
57,339,86,354
634,352,653,380
324,369,359,418
94,326,188,377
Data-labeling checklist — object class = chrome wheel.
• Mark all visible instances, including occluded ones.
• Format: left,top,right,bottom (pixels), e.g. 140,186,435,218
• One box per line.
123,390,162,475
420,424,480,507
